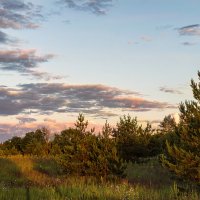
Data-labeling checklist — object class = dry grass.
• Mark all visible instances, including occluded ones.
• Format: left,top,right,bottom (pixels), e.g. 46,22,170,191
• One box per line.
8,155,63,187
0,155,199,199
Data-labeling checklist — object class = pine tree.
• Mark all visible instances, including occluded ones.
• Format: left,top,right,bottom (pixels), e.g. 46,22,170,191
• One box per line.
113,115,154,162
159,115,177,134
161,72,200,184
57,119,126,178
98,121,126,178
75,113,88,134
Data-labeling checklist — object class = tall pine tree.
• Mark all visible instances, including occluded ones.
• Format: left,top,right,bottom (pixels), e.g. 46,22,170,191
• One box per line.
161,72,200,184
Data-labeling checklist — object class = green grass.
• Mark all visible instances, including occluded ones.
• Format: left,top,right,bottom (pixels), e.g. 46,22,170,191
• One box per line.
0,182,199,200
126,157,173,187
0,157,28,187
0,156,199,200
33,157,64,177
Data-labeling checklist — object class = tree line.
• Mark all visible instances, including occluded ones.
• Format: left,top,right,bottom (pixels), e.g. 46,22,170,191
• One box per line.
0,72,199,185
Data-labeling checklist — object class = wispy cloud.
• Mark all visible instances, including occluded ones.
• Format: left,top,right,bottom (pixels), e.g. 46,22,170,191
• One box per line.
181,41,197,46
140,35,153,42
0,49,53,69
0,49,63,80
0,0,42,29
16,116,37,124
178,24,200,36
44,118,57,123
58,0,113,15
156,25,173,31
0,1,62,80
0,83,175,117
0,120,66,142
160,86,183,95
0,118,102,142
0,30,13,44
139,119,161,125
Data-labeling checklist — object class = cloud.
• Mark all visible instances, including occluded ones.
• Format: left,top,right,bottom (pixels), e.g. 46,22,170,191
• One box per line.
0,49,62,80
0,1,61,81
0,30,12,44
160,87,183,95
16,116,37,124
0,30,18,45
178,24,200,36
25,70,65,81
181,42,197,46
156,25,173,31
0,0,42,29
127,40,138,45
0,118,104,142
0,122,31,142
0,133,14,143
139,119,161,125
0,49,53,70
44,118,57,123
0,1,66,81
140,35,152,42
0,83,175,117
59,0,113,15
0,121,61,142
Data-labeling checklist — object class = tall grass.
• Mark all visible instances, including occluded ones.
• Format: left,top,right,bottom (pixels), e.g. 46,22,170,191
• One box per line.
34,157,63,177
0,157,28,187
126,157,173,187
8,155,63,186
0,156,199,200
0,181,199,200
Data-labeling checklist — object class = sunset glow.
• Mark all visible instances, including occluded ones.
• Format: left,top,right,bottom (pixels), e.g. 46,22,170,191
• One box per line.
0,0,199,141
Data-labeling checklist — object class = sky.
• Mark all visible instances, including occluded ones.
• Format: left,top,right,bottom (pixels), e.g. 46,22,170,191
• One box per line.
0,0,200,141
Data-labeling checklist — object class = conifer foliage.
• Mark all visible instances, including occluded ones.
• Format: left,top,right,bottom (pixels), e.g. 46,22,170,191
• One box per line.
57,114,126,178
113,115,154,162
162,72,200,184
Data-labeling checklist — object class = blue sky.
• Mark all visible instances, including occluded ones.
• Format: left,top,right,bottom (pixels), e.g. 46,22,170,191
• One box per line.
0,0,199,141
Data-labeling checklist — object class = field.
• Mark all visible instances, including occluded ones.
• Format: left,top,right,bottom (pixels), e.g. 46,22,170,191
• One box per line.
0,155,199,200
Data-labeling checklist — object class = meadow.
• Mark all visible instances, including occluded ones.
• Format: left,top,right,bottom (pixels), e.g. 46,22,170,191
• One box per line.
0,155,199,200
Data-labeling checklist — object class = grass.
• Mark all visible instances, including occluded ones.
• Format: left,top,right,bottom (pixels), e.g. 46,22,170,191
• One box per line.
33,157,63,177
0,155,199,200
0,181,199,200
8,155,64,187
0,157,28,187
126,157,173,187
